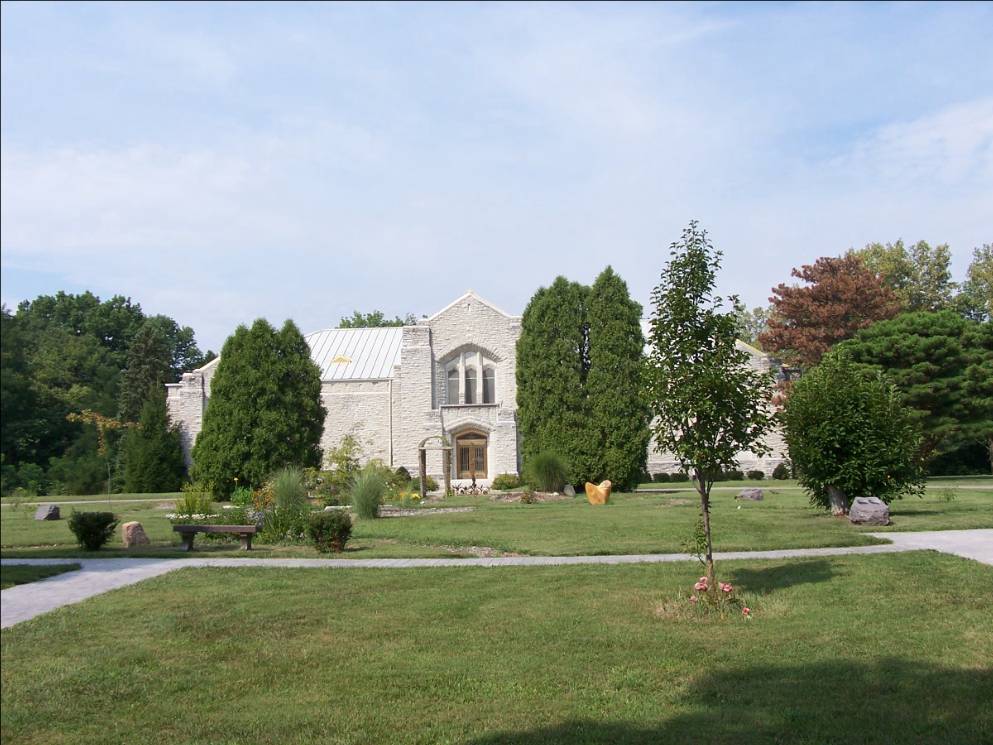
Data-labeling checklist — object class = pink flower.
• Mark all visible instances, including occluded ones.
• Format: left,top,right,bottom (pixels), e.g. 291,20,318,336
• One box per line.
719,582,733,594
742,606,751,617
689,595,698,603
693,580,709,591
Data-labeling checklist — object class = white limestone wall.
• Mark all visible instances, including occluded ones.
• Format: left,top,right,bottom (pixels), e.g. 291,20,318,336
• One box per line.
320,380,395,466
165,358,220,468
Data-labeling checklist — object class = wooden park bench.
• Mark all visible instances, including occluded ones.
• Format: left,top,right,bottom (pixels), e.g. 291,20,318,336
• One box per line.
172,524,258,551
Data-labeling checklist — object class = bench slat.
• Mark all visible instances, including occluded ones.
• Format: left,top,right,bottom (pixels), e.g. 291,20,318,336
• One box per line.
172,525,258,535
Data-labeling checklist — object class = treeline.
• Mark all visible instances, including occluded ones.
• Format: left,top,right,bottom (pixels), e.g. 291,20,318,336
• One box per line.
1,292,214,495
748,240,992,474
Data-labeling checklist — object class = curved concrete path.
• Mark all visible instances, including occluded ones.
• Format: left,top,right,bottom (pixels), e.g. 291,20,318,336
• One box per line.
3,530,991,629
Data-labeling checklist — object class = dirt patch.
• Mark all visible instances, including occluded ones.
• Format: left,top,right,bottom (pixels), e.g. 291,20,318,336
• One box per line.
438,544,526,558
489,491,573,504
378,506,476,518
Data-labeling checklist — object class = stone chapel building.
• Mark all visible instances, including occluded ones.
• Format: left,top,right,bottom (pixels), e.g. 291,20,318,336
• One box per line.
166,291,786,484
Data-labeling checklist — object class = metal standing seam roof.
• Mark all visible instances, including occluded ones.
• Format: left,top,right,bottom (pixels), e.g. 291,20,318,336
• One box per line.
305,327,404,381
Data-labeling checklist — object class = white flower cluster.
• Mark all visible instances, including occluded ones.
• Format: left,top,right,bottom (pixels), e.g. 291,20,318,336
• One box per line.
165,513,218,520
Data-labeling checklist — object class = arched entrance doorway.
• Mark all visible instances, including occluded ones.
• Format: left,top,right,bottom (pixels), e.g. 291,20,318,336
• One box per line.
454,430,488,480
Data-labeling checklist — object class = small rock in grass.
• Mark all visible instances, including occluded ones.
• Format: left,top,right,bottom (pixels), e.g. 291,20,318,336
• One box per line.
34,504,60,521
563,484,576,497
736,488,764,501
848,496,890,526
121,521,150,548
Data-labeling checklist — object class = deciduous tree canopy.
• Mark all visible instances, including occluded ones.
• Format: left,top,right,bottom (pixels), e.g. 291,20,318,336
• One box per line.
759,255,902,367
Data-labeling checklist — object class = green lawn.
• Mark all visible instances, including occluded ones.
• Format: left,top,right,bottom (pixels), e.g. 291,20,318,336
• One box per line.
0,563,80,590
2,553,991,744
2,481,990,559
0,491,181,505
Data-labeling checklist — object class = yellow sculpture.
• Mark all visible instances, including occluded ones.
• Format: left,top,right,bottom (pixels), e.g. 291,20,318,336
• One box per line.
585,480,612,505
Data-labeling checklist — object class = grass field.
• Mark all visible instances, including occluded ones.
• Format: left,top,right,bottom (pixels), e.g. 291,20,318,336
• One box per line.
1,552,990,744
0,563,80,590
2,480,989,559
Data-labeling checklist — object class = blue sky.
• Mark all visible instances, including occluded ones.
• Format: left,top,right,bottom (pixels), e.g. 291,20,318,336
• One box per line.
2,1,991,350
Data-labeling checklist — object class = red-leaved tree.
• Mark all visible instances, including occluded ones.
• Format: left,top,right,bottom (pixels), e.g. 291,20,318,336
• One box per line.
759,255,902,368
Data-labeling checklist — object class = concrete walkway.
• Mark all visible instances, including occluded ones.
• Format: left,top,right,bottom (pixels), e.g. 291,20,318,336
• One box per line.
3,531,991,629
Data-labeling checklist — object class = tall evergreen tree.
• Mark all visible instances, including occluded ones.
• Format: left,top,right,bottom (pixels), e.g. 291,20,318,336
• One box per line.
587,267,650,490
123,387,186,493
192,319,326,496
516,276,595,482
118,322,173,423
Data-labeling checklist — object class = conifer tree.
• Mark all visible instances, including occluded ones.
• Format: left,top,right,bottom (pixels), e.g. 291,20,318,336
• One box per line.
192,319,326,496
516,277,595,482
119,322,173,423
587,267,650,490
123,387,186,492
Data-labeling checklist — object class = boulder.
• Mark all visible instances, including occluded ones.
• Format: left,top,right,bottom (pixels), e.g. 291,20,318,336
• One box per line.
34,504,60,521
121,521,150,548
736,488,764,501
563,484,576,497
585,480,612,505
848,497,890,526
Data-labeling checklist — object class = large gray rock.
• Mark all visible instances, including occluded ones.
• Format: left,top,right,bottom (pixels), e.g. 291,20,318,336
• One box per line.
736,488,764,501
849,497,891,526
34,504,60,521
563,484,576,497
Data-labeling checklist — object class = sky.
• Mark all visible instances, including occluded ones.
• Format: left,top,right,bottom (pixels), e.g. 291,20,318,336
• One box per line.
2,1,992,351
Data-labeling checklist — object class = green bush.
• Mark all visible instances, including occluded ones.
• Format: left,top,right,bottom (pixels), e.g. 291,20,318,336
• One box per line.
669,472,690,483
351,466,387,519
394,466,411,482
723,469,746,481
322,436,362,503
230,486,254,506
491,473,522,491
781,352,925,510
175,482,214,518
653,472,670,483
67,511,118,551
411,474,439,493
308,510,353,553
772,463,791,480
260,505,311,543
271,466,307,509
525,451,570,492
746,470,765,481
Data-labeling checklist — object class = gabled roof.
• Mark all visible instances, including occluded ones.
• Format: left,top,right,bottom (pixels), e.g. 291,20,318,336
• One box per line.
639,320,767,358
426,290,519,322
305,327,403,381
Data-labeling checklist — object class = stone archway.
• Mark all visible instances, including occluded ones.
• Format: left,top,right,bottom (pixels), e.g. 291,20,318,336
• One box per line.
417,435,453,499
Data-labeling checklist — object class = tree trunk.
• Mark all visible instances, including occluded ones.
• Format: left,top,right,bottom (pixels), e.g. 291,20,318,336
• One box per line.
696,470,715,585
827,485,849,516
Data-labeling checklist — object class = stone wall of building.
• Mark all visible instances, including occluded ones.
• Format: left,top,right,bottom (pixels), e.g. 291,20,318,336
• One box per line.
320,380,395,466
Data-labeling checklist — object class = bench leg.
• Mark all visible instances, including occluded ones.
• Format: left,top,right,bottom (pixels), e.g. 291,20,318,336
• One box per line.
240,534,252,551
181,533,195,552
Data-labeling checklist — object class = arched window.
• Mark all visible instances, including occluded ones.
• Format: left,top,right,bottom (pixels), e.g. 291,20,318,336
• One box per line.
483,367,495,404
464,367,477,405
447,368,459,405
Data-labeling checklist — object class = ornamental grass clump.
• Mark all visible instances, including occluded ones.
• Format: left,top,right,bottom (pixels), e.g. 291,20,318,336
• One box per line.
308,510,353,553
351,465,387,519
524,451,569,492
271,466,307,509
67,511,118,551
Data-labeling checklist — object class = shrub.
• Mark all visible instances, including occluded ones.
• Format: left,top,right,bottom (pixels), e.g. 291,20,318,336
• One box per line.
68,511,118,551
230,486,254,506
411,474,439,493
723,470,746,482
260,505,311,543
323,435,362,502
394,466,411,482
271,466,307,508
491,473,522,491
175,482,214,518
525,451,570,492
308,510,353,553
747,470,765,481
520,487,537,504
669,472,690,483
781,351,925,512
772,463,791,480
351,465,387,519
652,472,670,483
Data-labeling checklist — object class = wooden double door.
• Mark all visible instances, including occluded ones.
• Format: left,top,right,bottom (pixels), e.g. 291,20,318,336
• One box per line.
455,432,487,479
